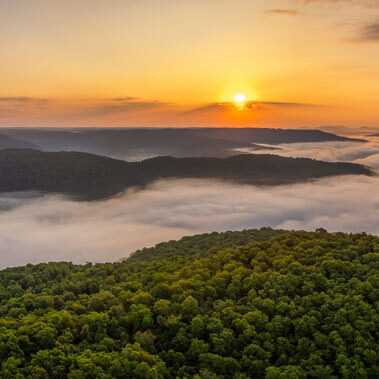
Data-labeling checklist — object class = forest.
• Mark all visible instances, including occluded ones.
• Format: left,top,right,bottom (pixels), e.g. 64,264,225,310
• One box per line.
0,149,373,200
0,228,377,378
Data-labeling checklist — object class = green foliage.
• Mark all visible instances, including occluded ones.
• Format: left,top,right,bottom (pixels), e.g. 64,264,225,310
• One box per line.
0,228,378,378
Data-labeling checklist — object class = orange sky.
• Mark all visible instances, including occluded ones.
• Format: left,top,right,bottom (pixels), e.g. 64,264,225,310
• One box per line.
1,0,379,128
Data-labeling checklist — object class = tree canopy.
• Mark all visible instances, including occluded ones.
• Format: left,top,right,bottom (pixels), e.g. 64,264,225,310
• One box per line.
0,228,378,378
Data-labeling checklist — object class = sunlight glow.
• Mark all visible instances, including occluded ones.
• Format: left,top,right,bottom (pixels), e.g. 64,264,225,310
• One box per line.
234,93,246,103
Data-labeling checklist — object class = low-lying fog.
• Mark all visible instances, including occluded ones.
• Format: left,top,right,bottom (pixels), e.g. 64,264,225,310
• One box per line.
0,137,378,268
237,136,379,169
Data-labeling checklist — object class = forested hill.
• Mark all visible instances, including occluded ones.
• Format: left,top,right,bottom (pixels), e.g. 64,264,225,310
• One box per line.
0,149,374,200
128,227,288,262
0,228,378,377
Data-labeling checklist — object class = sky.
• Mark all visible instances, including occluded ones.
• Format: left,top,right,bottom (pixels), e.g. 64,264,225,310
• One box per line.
1,0,379,127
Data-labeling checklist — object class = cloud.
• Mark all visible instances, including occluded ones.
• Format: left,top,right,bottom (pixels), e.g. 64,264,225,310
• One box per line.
264,9,299,16
111,97,140,102
236,136,379,168
73,98,172,117
360,22,379,41
0,97,50,117
300,0,378,5
0,97,48,103
302,0,349,2
99,100,170,114
189,100,319,113
254,101,319,107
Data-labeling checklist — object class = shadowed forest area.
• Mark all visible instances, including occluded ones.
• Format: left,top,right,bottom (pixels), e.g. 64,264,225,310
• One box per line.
0,149,373,200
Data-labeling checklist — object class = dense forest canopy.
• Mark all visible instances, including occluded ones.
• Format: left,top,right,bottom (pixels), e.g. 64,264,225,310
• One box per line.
0,149,373,200
0,228,377,378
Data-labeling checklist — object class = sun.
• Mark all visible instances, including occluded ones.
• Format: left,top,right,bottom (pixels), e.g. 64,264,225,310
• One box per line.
234,93,246,103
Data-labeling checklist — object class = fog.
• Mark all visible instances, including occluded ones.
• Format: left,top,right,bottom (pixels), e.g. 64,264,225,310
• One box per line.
237,136,379,169
0,138,378,268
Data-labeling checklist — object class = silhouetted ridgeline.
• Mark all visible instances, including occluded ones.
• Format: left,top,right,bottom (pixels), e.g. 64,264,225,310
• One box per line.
192,127,366,144
0,127,364,159
0,149,373,200
0,133,38,150
0,229,378,377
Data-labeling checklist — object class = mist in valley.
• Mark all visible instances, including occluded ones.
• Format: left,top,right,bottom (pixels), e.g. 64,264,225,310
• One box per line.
0,138,377,268
0,174,377,268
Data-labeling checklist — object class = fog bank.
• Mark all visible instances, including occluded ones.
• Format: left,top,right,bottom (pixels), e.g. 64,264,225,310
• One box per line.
0,174,378,268
1,138,378,268
237,136,379,169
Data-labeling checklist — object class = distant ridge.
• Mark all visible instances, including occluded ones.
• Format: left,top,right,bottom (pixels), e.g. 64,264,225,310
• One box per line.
192,127,366,144
0,148,373,200
0,133,39,150
0,127,364,159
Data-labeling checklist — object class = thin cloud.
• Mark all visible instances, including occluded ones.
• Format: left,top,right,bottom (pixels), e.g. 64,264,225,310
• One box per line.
264,9,299,16
74,98,172,116
111,97,140,102
360,22,379,41
97,99,171,114
254,101,319,107
300,0,379,8
0,97,48,103
0,97,50,115
189,100,320,113
301,0,375,4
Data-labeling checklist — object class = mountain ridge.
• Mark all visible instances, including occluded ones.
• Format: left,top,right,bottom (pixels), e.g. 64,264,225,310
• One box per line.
0,148,373,200
0,127,364,159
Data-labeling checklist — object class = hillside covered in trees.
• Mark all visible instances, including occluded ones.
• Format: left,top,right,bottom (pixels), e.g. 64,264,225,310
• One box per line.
0,149,374,200
0,228,378,378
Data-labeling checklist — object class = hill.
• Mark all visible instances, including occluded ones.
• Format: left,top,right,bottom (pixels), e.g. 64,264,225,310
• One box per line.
0,127,364,159
193,127,366,144
0,133,39,150
0,128,276,159
0,149,373,200
0,228,377,377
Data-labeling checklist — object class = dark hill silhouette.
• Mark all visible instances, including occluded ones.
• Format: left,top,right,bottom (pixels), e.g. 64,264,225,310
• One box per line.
1,127,363,159
193,127,366,144
0,149,373,200
0,129,273,158
0,133,39,150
